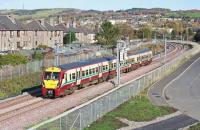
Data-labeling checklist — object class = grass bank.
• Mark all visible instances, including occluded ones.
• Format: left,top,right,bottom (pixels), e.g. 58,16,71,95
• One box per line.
0,72,41,99
85,93,175,130
189,123,200,130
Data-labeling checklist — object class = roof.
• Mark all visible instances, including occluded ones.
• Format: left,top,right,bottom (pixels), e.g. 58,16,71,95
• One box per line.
55,23,68,32
76,27,95,34
55,24,95,34
27,20,47,31
58,48,151,71
59,57,115,70
0,16,28,31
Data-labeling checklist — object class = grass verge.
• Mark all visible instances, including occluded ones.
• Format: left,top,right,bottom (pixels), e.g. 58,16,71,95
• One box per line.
189,123,200,130
85,93,175,130
0,72,41,99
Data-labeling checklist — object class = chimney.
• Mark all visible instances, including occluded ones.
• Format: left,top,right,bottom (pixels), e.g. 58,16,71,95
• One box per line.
39,19,45,26
58,15,63,24
7,15,16,24
50,17,54,26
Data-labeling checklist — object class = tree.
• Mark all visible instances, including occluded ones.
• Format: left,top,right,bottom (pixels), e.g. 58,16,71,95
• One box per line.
95,21,120,54
115,23,134,39
63,32,76,44
137,26,152,40
194,29,200,42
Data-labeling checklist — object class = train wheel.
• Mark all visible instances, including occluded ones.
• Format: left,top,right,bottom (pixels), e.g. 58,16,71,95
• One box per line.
77,84,84,89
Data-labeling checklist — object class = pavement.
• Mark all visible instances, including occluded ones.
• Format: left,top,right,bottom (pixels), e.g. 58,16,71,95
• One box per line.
145,52,200,130
133,114,198,130
148,52,200,107
165,53,200,121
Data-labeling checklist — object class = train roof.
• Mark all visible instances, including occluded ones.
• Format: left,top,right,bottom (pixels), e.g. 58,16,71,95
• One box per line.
58,48,151,70
59,57,115,70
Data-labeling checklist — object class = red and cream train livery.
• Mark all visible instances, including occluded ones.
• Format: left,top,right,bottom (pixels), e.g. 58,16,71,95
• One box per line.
42,49,153,98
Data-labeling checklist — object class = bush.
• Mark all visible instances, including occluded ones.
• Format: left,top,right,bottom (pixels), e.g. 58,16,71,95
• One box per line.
0,72,41,99
37,44,49,49
32,51,44,60
0,54,28,68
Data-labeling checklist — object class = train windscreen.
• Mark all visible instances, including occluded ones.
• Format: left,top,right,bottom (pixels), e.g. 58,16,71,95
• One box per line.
44,72,60,80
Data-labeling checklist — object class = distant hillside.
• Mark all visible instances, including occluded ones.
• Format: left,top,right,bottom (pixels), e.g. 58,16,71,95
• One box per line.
0,8,80,20
166,10,200,18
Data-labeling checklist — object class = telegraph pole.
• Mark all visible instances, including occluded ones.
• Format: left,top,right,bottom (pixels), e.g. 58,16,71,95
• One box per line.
164,36,167,64
116,42,121,86
116,40,127,86
55,42,59,66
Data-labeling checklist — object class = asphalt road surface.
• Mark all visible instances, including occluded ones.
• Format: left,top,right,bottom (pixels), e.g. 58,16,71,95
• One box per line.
146,53,200,130
149,53,200,107
165,53,200,121
134,114,198,130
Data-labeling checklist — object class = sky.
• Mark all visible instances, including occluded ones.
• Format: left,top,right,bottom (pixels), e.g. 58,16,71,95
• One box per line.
0,0,199,11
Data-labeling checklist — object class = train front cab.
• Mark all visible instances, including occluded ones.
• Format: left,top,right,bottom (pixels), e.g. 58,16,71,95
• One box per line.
42,67,62,98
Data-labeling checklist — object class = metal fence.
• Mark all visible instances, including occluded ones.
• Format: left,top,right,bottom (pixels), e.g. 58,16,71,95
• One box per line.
28,41,200,130
0,49,113,82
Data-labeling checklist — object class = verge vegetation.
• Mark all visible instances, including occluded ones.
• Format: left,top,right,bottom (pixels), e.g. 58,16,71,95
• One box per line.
0,72,41,99
189,123,200,130
85,91,175,130
0,54,28,68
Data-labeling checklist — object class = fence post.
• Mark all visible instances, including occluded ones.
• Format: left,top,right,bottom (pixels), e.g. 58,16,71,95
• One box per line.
0,71,2,82
79,111,82,130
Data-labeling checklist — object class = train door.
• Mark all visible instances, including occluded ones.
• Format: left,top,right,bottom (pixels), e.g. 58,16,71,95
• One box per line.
98,63,102,78
76,68,81,85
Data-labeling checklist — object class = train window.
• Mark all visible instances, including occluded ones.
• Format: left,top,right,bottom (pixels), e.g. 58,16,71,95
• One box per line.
106,65,108,70
86,70,89,75
102,66,106,70
69,74,72,80
65,74,67,81
77,71,80,78
82,71,85,77
93,68,95,73
96,67,99,73
72,73,76,80
89,69,92,74
114,63,116,67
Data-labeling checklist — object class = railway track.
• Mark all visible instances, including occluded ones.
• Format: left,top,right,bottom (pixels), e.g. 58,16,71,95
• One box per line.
0,42,184,129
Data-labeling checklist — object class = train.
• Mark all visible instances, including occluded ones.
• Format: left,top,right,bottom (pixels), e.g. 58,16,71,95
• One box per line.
41,49,153,98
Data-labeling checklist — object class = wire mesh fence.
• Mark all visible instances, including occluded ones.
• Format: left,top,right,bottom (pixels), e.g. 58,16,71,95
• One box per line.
29,42,200,130
0,49,113,82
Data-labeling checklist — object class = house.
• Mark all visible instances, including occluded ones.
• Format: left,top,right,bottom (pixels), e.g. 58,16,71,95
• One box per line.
56,23,96,44
0,15,63,51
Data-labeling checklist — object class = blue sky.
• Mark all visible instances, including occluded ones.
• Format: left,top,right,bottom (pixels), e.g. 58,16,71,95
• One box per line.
0,0,199,10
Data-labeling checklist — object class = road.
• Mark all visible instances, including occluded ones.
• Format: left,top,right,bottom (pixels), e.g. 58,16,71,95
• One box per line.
165,53,200,120
134,114,198,130
149,52,200,107
146,52,200,130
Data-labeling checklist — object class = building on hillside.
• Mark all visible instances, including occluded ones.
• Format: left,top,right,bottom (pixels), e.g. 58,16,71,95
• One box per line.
27,19,63,48
0,15,63,51
108,19,127,25
56,23,96,44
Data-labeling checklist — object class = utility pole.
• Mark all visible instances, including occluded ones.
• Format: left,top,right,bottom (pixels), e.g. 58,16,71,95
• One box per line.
164,36,167,64
116,42,121,86
143,32,144,42
116,40,127,86
55,42,59,66
154,32,157,44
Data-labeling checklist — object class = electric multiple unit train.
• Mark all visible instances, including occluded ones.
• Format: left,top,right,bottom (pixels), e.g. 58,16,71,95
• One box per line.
41,49,153,98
